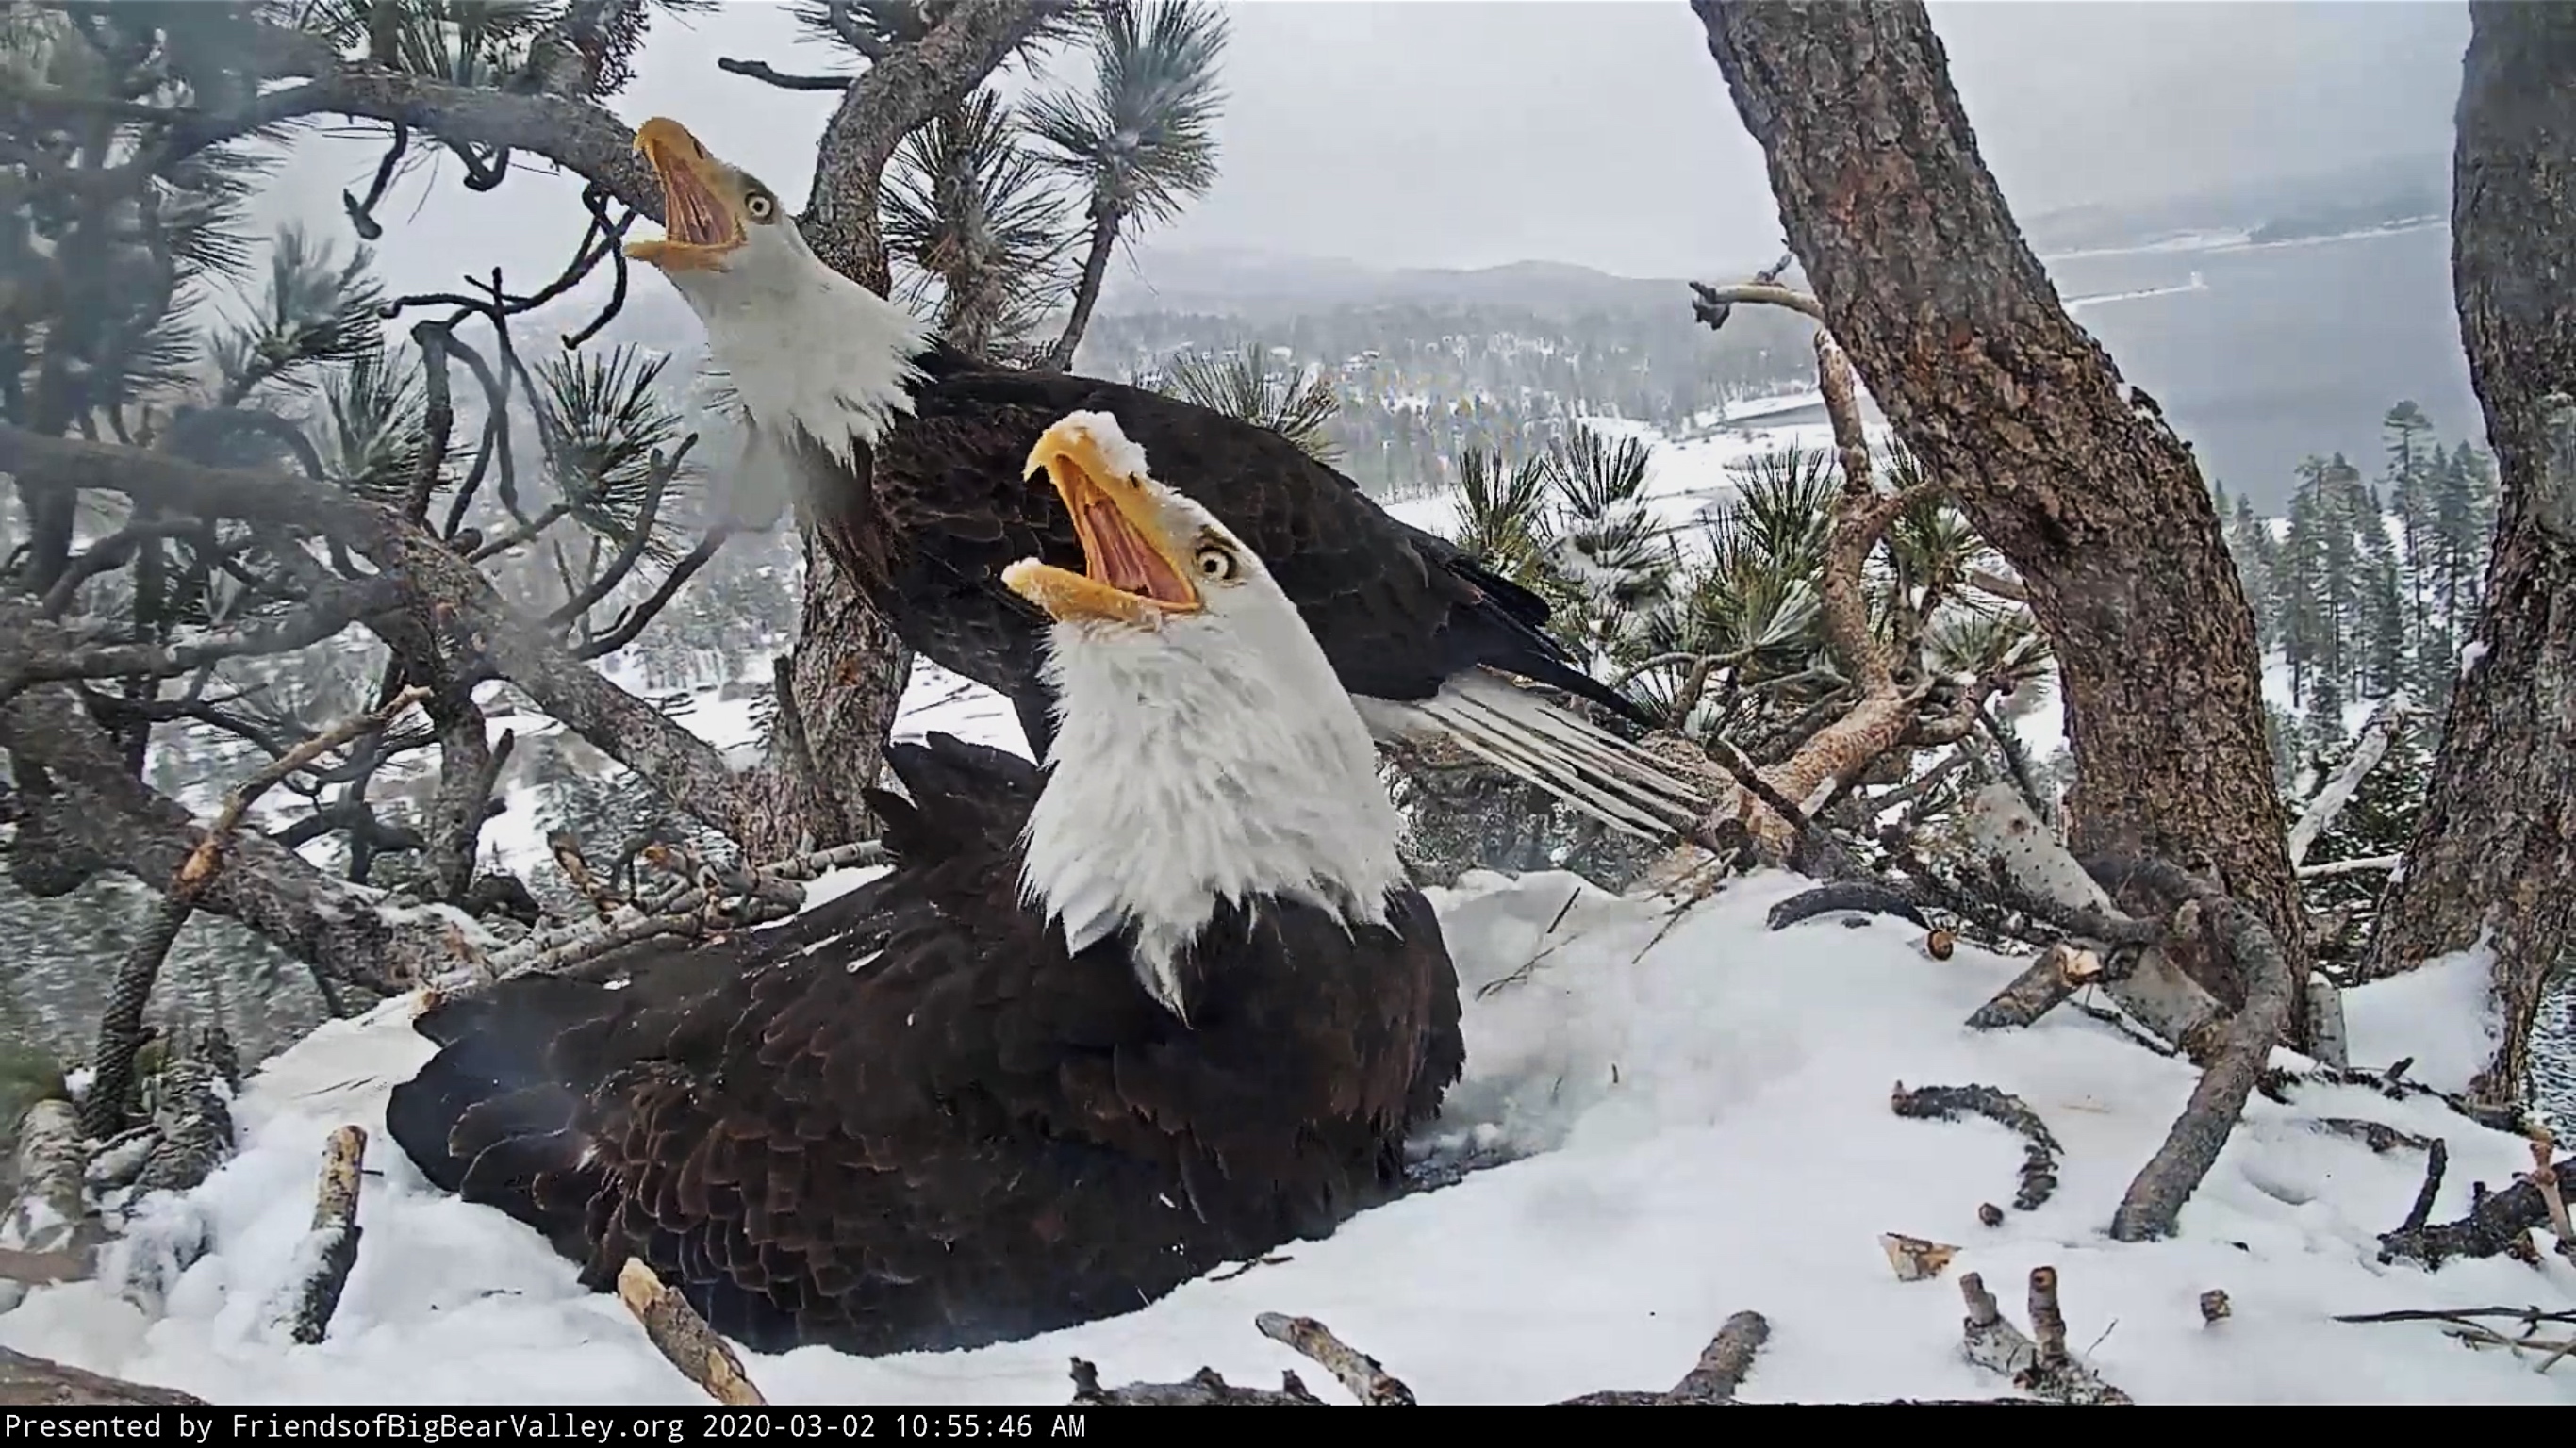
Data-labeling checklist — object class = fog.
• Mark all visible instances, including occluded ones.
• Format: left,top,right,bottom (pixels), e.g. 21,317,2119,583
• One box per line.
253,0,2470,294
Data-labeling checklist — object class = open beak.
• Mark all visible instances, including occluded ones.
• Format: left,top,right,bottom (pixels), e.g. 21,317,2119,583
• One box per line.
624,117,745,272
1003,418,1202,627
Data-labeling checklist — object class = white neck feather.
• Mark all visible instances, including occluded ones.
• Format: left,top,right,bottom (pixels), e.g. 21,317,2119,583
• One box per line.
1018,603,1412,1024
676,245,932,469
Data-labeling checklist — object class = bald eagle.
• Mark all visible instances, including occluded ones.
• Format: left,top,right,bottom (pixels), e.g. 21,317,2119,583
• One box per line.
620,115,1708,843
384,413,1465,1358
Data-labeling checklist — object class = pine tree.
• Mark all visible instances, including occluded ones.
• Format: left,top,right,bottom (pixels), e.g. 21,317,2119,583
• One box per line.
2295,723,2433,972
2384,401,2437,661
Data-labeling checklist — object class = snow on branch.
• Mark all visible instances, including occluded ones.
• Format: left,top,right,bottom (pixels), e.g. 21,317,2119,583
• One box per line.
2286,696,2412,868
265,1125,368,1347
1891,1083,2063,1212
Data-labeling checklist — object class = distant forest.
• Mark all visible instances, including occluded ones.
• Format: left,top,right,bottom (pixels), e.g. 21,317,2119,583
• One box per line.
1083,300,1820,501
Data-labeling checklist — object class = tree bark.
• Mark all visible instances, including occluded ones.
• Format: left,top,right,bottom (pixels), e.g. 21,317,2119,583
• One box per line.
773,0,1062,825
2355,2,2576,1111
1046,206,1122,372
1693,0,2308,1008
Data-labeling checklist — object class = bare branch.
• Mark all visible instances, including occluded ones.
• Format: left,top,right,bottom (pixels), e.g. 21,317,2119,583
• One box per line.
2287,696,2411,867
2096,859,2298,1242
718,58,854,90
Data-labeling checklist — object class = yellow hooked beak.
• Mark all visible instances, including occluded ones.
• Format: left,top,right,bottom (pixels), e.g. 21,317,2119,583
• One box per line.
1003,418,1203,627
624,116,746,272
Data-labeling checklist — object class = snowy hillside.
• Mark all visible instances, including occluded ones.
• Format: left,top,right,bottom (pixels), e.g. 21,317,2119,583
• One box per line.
3,864,2570,1405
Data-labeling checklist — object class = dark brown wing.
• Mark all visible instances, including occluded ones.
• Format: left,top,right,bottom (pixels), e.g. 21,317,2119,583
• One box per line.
386,732,1464,1358
864,345,1643,721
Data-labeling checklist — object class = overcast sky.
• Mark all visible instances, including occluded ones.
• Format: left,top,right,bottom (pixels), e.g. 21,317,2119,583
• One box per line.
256,1,2470,297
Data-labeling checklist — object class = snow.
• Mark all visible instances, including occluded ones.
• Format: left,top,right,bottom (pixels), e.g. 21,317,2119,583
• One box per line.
5,868,2569,1405
1382,410,1875,549
2460,640,2490,678
2343,933,2503,1099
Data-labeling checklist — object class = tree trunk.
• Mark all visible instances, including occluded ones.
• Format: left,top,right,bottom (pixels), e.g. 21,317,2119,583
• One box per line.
1693,0,2309,1008
1046,206,1123,373
772,0,1061,836
2355,1,2576,1111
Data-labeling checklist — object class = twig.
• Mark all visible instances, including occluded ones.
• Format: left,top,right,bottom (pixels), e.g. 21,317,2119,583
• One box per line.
1067,1359,1321,1406
2308,1118,2436,1154
1709,736,1862,880
1891,1083,2062,1211
617,1258,768,1406
548,829,624,919
1253,1313,1415,1405
272,1125,366,1346
718,57,854,90
2296,853,2403,880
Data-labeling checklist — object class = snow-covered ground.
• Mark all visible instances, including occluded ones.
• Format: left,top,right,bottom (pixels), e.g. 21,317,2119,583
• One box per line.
5,863,2568,1404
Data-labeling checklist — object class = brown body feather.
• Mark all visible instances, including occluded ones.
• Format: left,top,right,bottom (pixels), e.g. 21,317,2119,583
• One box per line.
386,733,1464,1358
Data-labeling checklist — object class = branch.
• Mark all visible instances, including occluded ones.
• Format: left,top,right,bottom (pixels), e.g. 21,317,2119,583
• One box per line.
0,1101,85,1256
159,57,664,221
2298,854,2403,880
2102,861,2297,1242
2380,1143,2576,1268
1253,1314,1415,1406
0,1346,205,1407
0,427,768,847
1078,1305,2079,1406
1690,279,1825,327
718,58,854,90
266,1125,367,1347
0,629,471,995
618,1259,768,1406
84,679,435,1142
1891,1082,2063,1212
802,0,1070,291
2286,697,2411,867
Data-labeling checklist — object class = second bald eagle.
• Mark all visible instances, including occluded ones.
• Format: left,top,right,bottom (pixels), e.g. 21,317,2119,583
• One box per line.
623,116,1707,842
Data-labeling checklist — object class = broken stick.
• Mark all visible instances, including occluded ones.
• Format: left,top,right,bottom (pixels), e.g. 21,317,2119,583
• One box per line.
275,1124,367,1346
1958,1269,2131,1404
1254,1312,1414,1405
617,1258,767,1406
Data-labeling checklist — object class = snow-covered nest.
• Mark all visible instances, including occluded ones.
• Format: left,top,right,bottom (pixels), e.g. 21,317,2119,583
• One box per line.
4,869,2570,1405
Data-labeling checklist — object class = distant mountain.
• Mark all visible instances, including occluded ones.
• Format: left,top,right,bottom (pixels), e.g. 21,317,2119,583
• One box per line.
2021,150,2451,255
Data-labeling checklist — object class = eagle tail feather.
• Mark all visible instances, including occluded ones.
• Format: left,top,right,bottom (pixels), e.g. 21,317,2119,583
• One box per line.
1360,670,1709,841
